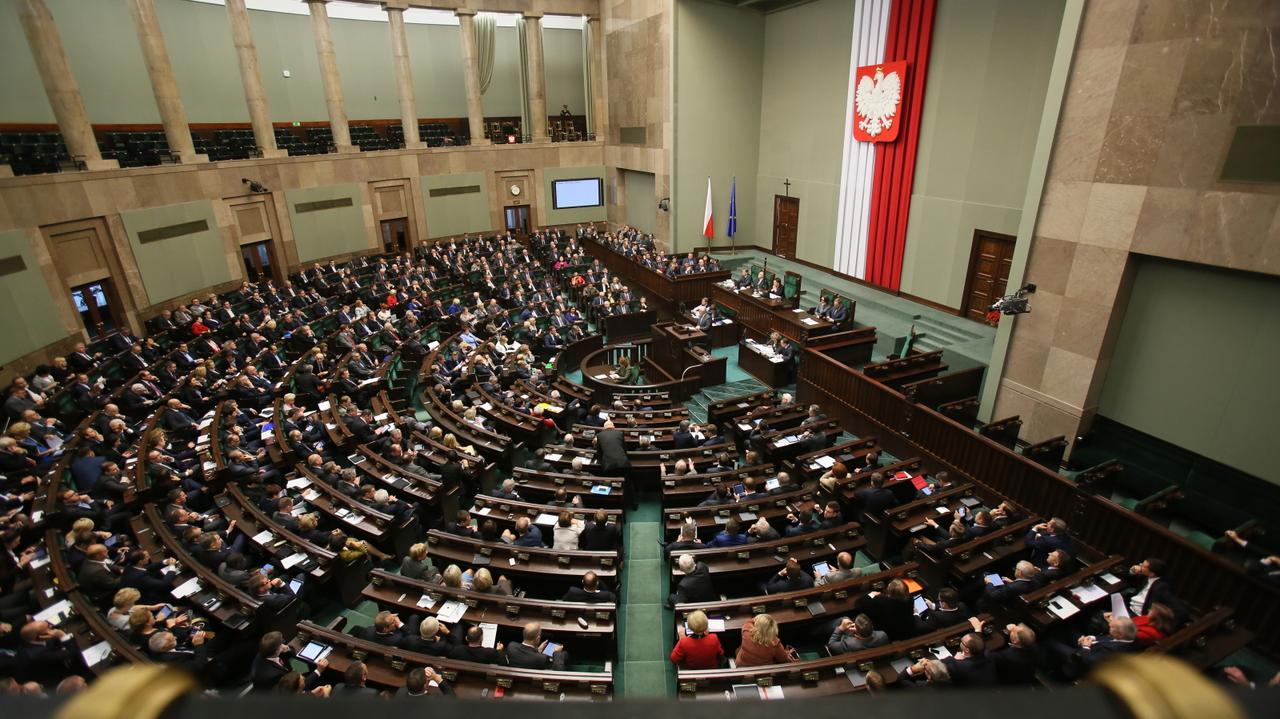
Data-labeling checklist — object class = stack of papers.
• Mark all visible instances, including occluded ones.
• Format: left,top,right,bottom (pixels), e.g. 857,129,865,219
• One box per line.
33,599,73,625
1048,595,1081,620
281,553,308,569
801,318,819,326
534,513,560,525
416,594,438,609
82,641,112,667
172,577,202,599
479,622,499,648
813,455,836,469
436,600,468,623
1070,584,1109,604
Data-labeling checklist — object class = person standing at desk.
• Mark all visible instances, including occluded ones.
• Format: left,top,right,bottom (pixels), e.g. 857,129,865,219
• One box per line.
595,421,634,509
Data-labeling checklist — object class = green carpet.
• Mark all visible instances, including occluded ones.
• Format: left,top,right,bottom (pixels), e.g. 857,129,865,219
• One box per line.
616,488,675,697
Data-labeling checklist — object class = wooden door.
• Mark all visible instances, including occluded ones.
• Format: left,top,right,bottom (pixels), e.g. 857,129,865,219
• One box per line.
961,230,1016,322
70,279,124,339
240,241,277,283
504,206,530,236
380,218,408,255
772,195,799,259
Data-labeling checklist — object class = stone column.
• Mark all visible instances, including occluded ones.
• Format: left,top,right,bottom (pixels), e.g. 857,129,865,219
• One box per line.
384,1,420,149
15,0,117,170
523,12,547,142
127,0,204,163
456,10,486,144
587,15,606,141
224,0,285,158
305,0,356,153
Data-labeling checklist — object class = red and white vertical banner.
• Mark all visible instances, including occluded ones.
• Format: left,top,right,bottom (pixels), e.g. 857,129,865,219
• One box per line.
833,0,936,291
702,177,714,240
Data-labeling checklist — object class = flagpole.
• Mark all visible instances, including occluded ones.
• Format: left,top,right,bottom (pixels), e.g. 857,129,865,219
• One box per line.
730,175,737,257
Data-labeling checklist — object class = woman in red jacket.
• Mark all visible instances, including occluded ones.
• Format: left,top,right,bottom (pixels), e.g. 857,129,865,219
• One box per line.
1133,602,1178,645
671,610,723,670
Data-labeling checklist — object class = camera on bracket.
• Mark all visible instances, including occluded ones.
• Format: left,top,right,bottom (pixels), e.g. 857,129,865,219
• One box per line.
989,283,1037,316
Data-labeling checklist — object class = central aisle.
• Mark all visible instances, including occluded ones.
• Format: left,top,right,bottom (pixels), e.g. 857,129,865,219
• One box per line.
616,490,675,697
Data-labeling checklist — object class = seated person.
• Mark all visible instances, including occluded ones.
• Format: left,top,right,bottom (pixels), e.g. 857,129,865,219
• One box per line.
827,613,889,655
671,610,724,670
561,571,616,603
505,622,567,670
707,518,749,547
736,614,795,667
762,557,815,594
668,554,716,606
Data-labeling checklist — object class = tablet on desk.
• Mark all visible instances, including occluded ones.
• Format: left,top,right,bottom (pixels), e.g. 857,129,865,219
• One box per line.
542,642,562,657
731,483,746,496
913,596,928,615
297,641,332,663
811,561,831,578
985,573,1004,586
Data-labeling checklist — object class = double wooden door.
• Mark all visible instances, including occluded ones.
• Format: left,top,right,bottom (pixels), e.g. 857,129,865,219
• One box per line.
961,230,1016,322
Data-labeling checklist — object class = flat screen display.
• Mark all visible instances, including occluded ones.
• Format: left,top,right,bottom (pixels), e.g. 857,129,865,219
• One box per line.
552,178,603,209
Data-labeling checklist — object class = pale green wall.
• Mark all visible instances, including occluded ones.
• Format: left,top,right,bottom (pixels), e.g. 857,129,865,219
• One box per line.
156,0,245,123
420,173,493,238
543,166,607,225
285,184,372,263
544,28,586,116
483,26,523,118
406,23,467,118
673,0,764,253
1099,259,1280,484
623,170,657,234
120,201,234,305
755,0,853,265
0,0,55,122
0,0,519,124
0,230,66,364
898,0,1064,307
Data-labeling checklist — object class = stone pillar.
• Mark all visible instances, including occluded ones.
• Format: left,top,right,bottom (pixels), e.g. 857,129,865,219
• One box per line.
456,10,486,144
523,12,547,142
127,0,204,163
384,1,420,149
587,15,606,141
15,0,117,170
305,0,356,153
224,0,285,158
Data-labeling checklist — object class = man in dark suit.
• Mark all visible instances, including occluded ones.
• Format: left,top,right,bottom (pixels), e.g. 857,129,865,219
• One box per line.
1049,615,1140,679
506,622,567,670
981,560,1042,608
916,588,971,632
594,421,632,505
668,554,716,607
398,617,455,656
561,571,617,603
16,621,78,687
120,549,177,604
579,511,621,551
827,297,849,325
448,625,506,664
1124,557,1183,621
853,472,897,519
941,632,998,686
1026,517,1073,568
672,420,696,450
986,621,1041,685
251,632,329,692
762,557,815,594
332,661,379,697
77,544,121,602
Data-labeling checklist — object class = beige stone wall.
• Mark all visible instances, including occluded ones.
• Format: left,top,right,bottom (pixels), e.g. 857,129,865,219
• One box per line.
602,0,671,249
0,141,604,383
993,0,1280,447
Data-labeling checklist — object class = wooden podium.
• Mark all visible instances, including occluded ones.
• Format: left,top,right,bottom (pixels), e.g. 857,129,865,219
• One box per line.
649,322,726,388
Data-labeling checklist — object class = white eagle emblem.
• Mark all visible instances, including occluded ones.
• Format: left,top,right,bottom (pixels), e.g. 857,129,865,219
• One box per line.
855,67,902,138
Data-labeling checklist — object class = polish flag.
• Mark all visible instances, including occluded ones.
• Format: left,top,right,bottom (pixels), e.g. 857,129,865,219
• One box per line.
702,177,714,239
